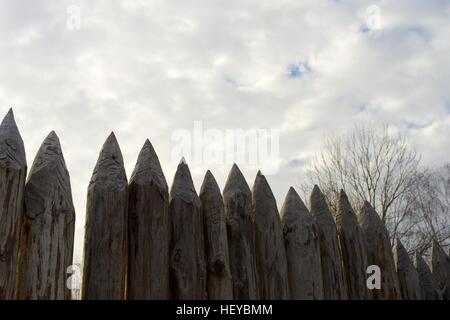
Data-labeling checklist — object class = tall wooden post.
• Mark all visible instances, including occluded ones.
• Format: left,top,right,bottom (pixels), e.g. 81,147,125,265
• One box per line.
16,131,75,299
359,201,401,299
336,191,372,299
199,170,233,300
309,185,347,299
169,159,207,299
223,164,258,299
0,109,27,300
431,241,450,300
127,139,170,299
414,253,441,300
281,187,323,300
252,171,289,299
82,132,128,300
393,238,422,300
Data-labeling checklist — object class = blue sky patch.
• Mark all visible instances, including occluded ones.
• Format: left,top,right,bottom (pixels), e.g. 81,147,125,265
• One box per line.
356,104,367,113
287,62,312,78
288,158,306,167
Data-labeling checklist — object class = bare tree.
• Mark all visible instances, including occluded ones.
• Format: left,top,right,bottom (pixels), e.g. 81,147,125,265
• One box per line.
301,124,422,249
400,165,450,254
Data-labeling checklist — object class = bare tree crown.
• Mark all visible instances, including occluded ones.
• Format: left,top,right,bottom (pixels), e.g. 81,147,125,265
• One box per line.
302,124,449,254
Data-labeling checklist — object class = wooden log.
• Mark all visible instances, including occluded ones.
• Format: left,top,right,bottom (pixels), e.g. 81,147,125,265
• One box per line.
393,238,422,299
82,132,128,300
309,185,347,299
252,171,289,299
127,139,170,300
169,158,207,299
414,253,441,300
16,132,75,300
431,241,450,300
359,201,401,299
280,187,323,300
336,190,372,299
0,109,27,300
223,164,258,299
199,170,233,300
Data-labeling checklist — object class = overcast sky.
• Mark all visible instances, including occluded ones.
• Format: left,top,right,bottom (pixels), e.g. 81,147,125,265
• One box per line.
1,0,449,264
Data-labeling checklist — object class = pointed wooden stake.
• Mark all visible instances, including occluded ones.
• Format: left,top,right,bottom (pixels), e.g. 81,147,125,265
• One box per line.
309,185,347,299
199,170,233,300
336,191,372,299
0,109,27,300
169,159,207,299
414,253,441,300
431,241,450,300
223,164,258,299
359,201,401,299
16,131,75,300
127,139,170,300
281,187,323,300
82,132,128,300
393,238,422,299
252,171,289,299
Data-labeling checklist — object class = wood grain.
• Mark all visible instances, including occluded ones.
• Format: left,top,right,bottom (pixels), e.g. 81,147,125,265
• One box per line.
393,238,422,300
414,252,441,300
0,109,27,300
127,139,170,299
431,241,450,300
281,187,323,300
309,185,347,299
359,201,401,299
169,159,207,300
199,170,233,300
336,191,372,299
223,164,258,300
16,131,75,300
82,133,128,300
252,171,289,299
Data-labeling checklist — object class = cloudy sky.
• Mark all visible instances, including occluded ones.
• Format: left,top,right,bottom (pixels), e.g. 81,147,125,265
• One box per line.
1,0,449,264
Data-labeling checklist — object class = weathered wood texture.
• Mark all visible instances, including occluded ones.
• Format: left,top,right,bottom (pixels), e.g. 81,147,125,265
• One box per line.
309,185,347,299
169,159,207,299
414,253,441,300
82,133,128,300
0,109,27,300
336,191,372,300
431,241,450,300
199,170,233,300
127,140,170,300
16,132,75,300
281,187,323,300
252,171,289,300
223,164,258,299
393,238,422,300
359,201,401,299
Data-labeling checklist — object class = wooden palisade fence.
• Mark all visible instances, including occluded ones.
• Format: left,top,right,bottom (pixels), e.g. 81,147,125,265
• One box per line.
0,109,449,300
